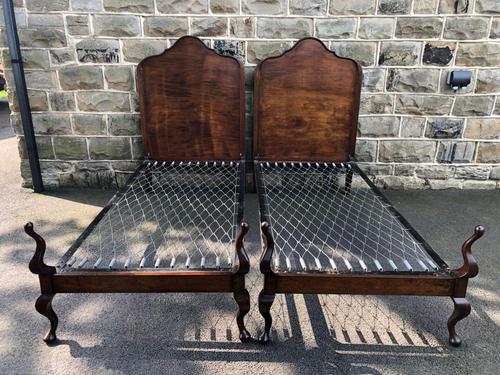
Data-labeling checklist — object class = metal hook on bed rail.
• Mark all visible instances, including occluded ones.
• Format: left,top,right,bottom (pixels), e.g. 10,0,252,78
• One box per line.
453,225,484,279
25,222,56,276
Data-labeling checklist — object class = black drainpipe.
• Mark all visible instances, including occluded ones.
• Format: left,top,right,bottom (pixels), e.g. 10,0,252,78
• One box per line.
2,0,44,192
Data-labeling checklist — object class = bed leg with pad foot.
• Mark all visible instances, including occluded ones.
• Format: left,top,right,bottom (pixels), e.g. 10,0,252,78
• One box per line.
25,222,58,344
35,294,58,344
447,225,484,347
258,291,275,344
447,298,470,347
234,289,251,342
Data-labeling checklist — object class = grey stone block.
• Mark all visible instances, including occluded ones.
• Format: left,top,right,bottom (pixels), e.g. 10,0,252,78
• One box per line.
400,117,425,137
60,171,117,188
73,115,107,135
477,143,500,163
437,141,475,163
330,41,376,66
32,114,71,135
415,165,455,179
76,39,120,63
379,42,421,66
438,0,470,14
413,0,438,13
475,70,500,93
444,17,490,40
18,136,54,160
360,94,394,114
211,0,239,13
242,0,284,15
191,17,228,37
19,28,66,48
455,166,491,180
490,166,500,179
395,17,443,39
465,118,500,139
396,95,453,115
71,0,102,11
357,163,393,176
59,66,104,90
378,0,411,14
103,0,154,12
50,48,76,65
93,15,141,37
439,68,475,94
53,137,88,160
230,17,255,38
425,118,464,138
358,18,394,39
28,14,64,27
247,41,290,63
476,0,500,14
386,69,439,93
330,0,375,15
315,18,357,39
112,161,142,172
131,137,144,160
453,96,495,116
394,164,416,176
66,15,89,36
428,179,462,189
290,0,327,15
422,42,455,66
105,66,134,91
257,18,312,39
491,18,500,39
144,17,188,37
456,43,500,66
50,92,76,111
89,137,132,160
213,40,245,62
75,162,112,172
355,140,377,162
8,91,49,113
358,116,399,137
362,69,385,92
375,176,426,189
122,40,167,63
157,0,208,14
25,71,58,89
77,92,131,112
109,114,141,135
379,140,436,162
20,50,50,70
27,0,69,11
462,180,497,189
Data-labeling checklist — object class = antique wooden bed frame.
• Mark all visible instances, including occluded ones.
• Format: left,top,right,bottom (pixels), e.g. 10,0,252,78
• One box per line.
253,38,484,346
26,36,253,343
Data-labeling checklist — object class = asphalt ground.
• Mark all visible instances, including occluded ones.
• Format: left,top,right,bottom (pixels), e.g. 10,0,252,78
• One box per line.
0,101,499,374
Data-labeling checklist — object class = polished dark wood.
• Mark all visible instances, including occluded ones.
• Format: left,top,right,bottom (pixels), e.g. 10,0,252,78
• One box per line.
447,297,471,347
454,225,483,279
26,222,56,276
253,37,362,162
137,36,245,161
35,294,57,344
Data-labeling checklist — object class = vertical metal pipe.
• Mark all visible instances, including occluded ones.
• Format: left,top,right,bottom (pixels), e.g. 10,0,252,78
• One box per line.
2,0,43,192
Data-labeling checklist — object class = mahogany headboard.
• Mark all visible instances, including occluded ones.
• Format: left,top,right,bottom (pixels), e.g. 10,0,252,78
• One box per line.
253,38,363,162
137,36,245,161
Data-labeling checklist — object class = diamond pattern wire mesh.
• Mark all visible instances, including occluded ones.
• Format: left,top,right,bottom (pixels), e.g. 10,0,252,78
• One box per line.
256,161,441,274
60,160,243,272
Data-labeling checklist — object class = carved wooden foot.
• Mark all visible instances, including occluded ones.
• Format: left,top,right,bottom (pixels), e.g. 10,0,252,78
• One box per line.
35,294,58,344
447,297,471,347
233,289,251,342
258,291,275,344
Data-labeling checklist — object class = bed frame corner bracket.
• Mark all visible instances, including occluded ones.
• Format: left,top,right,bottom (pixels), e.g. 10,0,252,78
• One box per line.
25,222,56,276
454,225,484,279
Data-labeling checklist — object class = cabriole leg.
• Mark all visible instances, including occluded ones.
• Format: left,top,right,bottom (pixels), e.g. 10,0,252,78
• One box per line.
258,291,275,344
233,289,251,342
35,294,58,344
447,297,471,347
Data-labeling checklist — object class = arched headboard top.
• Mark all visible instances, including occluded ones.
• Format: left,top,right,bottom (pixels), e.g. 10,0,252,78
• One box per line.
137,36,245,161
253,37,363,162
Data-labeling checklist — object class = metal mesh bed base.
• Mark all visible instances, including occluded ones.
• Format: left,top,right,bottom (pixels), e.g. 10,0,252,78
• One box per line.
58,160,244,272
256,161,448,275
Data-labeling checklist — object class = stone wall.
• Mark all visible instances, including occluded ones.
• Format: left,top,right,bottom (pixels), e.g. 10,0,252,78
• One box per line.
1,0,499,189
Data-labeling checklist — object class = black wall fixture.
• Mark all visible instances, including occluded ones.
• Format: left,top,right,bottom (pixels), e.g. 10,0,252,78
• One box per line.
2,0,43,192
